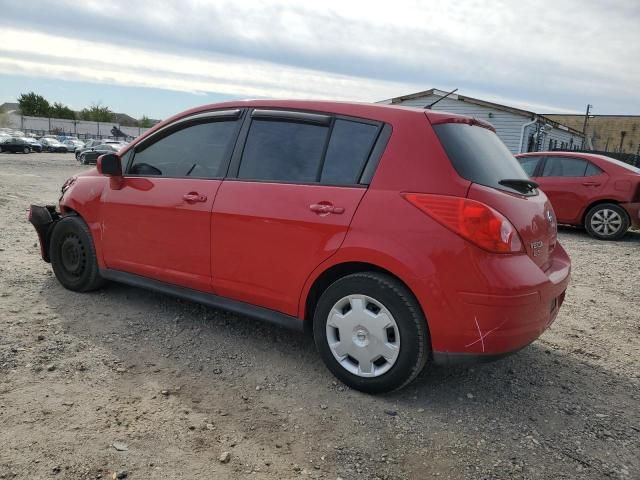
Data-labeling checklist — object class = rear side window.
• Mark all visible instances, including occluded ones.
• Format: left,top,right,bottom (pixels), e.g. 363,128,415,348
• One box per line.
130,120,239,178
321,120,379,184
518,156,541,177
434,123,530,195
585,162,603,176
239,120,328,182
541,156,588,177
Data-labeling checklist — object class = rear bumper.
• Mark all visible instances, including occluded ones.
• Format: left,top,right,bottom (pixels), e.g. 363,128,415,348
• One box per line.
429,244,571,362
27,205,60,262
621,202,640,228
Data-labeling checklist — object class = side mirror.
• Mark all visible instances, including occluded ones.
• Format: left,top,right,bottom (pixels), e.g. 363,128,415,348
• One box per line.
97,153,122,176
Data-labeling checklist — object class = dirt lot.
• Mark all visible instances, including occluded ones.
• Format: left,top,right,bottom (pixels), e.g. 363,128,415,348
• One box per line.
1,152,638,480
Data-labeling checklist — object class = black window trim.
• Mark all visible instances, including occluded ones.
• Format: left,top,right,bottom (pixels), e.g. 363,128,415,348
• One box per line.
124,109,245,179
251,109,331,126
225,108,389,187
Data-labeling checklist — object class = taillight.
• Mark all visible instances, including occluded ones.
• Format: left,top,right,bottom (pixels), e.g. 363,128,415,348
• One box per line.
403,193,524,253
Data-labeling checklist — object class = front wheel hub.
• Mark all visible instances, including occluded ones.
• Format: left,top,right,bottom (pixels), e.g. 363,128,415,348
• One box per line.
60,234,85,276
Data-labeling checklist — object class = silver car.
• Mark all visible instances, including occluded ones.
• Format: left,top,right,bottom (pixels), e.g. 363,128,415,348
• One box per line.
62,139,85,152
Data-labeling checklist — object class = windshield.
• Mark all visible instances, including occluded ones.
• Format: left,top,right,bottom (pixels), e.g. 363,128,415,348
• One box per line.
433,123,532,195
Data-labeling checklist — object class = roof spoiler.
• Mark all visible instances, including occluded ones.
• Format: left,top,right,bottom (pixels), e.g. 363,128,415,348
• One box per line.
425,113,496,132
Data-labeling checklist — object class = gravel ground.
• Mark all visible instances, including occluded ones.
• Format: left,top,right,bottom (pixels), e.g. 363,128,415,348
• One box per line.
1,152,638,480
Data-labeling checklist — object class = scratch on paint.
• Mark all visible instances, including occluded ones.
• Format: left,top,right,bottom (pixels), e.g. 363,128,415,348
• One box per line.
465,316,507,352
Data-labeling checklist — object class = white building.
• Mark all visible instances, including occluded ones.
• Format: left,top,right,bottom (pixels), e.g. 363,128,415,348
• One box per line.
379,89,585,154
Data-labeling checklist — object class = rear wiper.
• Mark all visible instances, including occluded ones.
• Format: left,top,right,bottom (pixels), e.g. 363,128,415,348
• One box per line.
499,178,539,193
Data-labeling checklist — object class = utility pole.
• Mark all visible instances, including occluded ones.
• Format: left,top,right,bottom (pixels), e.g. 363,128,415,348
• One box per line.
581,104,592,149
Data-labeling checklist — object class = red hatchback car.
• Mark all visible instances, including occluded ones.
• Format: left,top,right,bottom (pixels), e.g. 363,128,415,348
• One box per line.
516,152,640,240
29,101,570,393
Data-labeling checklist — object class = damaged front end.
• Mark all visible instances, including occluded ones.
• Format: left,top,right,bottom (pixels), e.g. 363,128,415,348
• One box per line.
27,205,61,262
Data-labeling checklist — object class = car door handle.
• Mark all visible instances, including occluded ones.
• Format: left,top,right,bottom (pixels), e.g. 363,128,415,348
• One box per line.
183,192,207,203
309,203,345,215
582,182,601,186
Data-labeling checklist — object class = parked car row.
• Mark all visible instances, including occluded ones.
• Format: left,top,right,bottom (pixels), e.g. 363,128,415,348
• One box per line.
0,132,129,157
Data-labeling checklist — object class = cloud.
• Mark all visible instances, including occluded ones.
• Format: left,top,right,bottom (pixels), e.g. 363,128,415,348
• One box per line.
0,28,424,101
0,0,638,113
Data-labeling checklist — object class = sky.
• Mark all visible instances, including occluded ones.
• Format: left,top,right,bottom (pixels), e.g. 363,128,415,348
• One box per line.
1,0,638,120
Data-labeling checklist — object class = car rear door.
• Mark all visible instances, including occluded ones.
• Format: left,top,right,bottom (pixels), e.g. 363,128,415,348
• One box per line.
535,156,606,224
100,109,243,292
211,110,384,316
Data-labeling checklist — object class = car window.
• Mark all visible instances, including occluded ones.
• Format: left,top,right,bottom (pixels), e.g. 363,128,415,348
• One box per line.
239,119,329,182
517,156,541,177
585,162,603,176
433,123,531,195
129,120,239,178
541,156,588,177
321,119,379,184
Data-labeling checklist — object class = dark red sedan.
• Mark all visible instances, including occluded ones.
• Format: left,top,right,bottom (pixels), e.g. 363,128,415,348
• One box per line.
28,100,571,393
516,152,640,240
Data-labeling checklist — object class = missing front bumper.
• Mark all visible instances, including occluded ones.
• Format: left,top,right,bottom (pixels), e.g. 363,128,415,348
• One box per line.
27,204,60,262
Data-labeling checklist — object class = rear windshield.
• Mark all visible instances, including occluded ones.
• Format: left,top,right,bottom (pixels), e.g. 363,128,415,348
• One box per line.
434,123,532,195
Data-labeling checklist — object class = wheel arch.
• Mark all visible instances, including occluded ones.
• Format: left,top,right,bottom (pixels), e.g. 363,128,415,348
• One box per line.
301,260,429,338
581,198,629,224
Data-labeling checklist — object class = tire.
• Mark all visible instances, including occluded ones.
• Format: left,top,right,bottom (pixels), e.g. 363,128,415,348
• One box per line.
23,147,30,154
584,203,630,240
49,215,105,292
313,272,430,393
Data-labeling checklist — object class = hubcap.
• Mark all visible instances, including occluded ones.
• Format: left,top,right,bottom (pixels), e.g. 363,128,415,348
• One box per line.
591,208,622,236
326,295,400,378
60,234,86,277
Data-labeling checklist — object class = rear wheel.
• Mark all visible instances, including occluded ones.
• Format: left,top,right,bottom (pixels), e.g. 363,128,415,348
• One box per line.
313,272,430,393
585,203,629,240
50,216,105,292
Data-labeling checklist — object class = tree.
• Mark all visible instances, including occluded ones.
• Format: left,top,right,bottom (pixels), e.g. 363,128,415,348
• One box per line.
50,102,76,120
18,92,50,117
139,115,154,128
79,102,114,122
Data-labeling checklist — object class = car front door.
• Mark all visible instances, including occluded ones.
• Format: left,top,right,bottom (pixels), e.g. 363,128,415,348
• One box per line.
534,156,605,224
100,109,243,292
211,110,385,315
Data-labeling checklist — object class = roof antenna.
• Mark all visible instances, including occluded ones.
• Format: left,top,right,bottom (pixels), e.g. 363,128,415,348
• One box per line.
425,88,458,109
